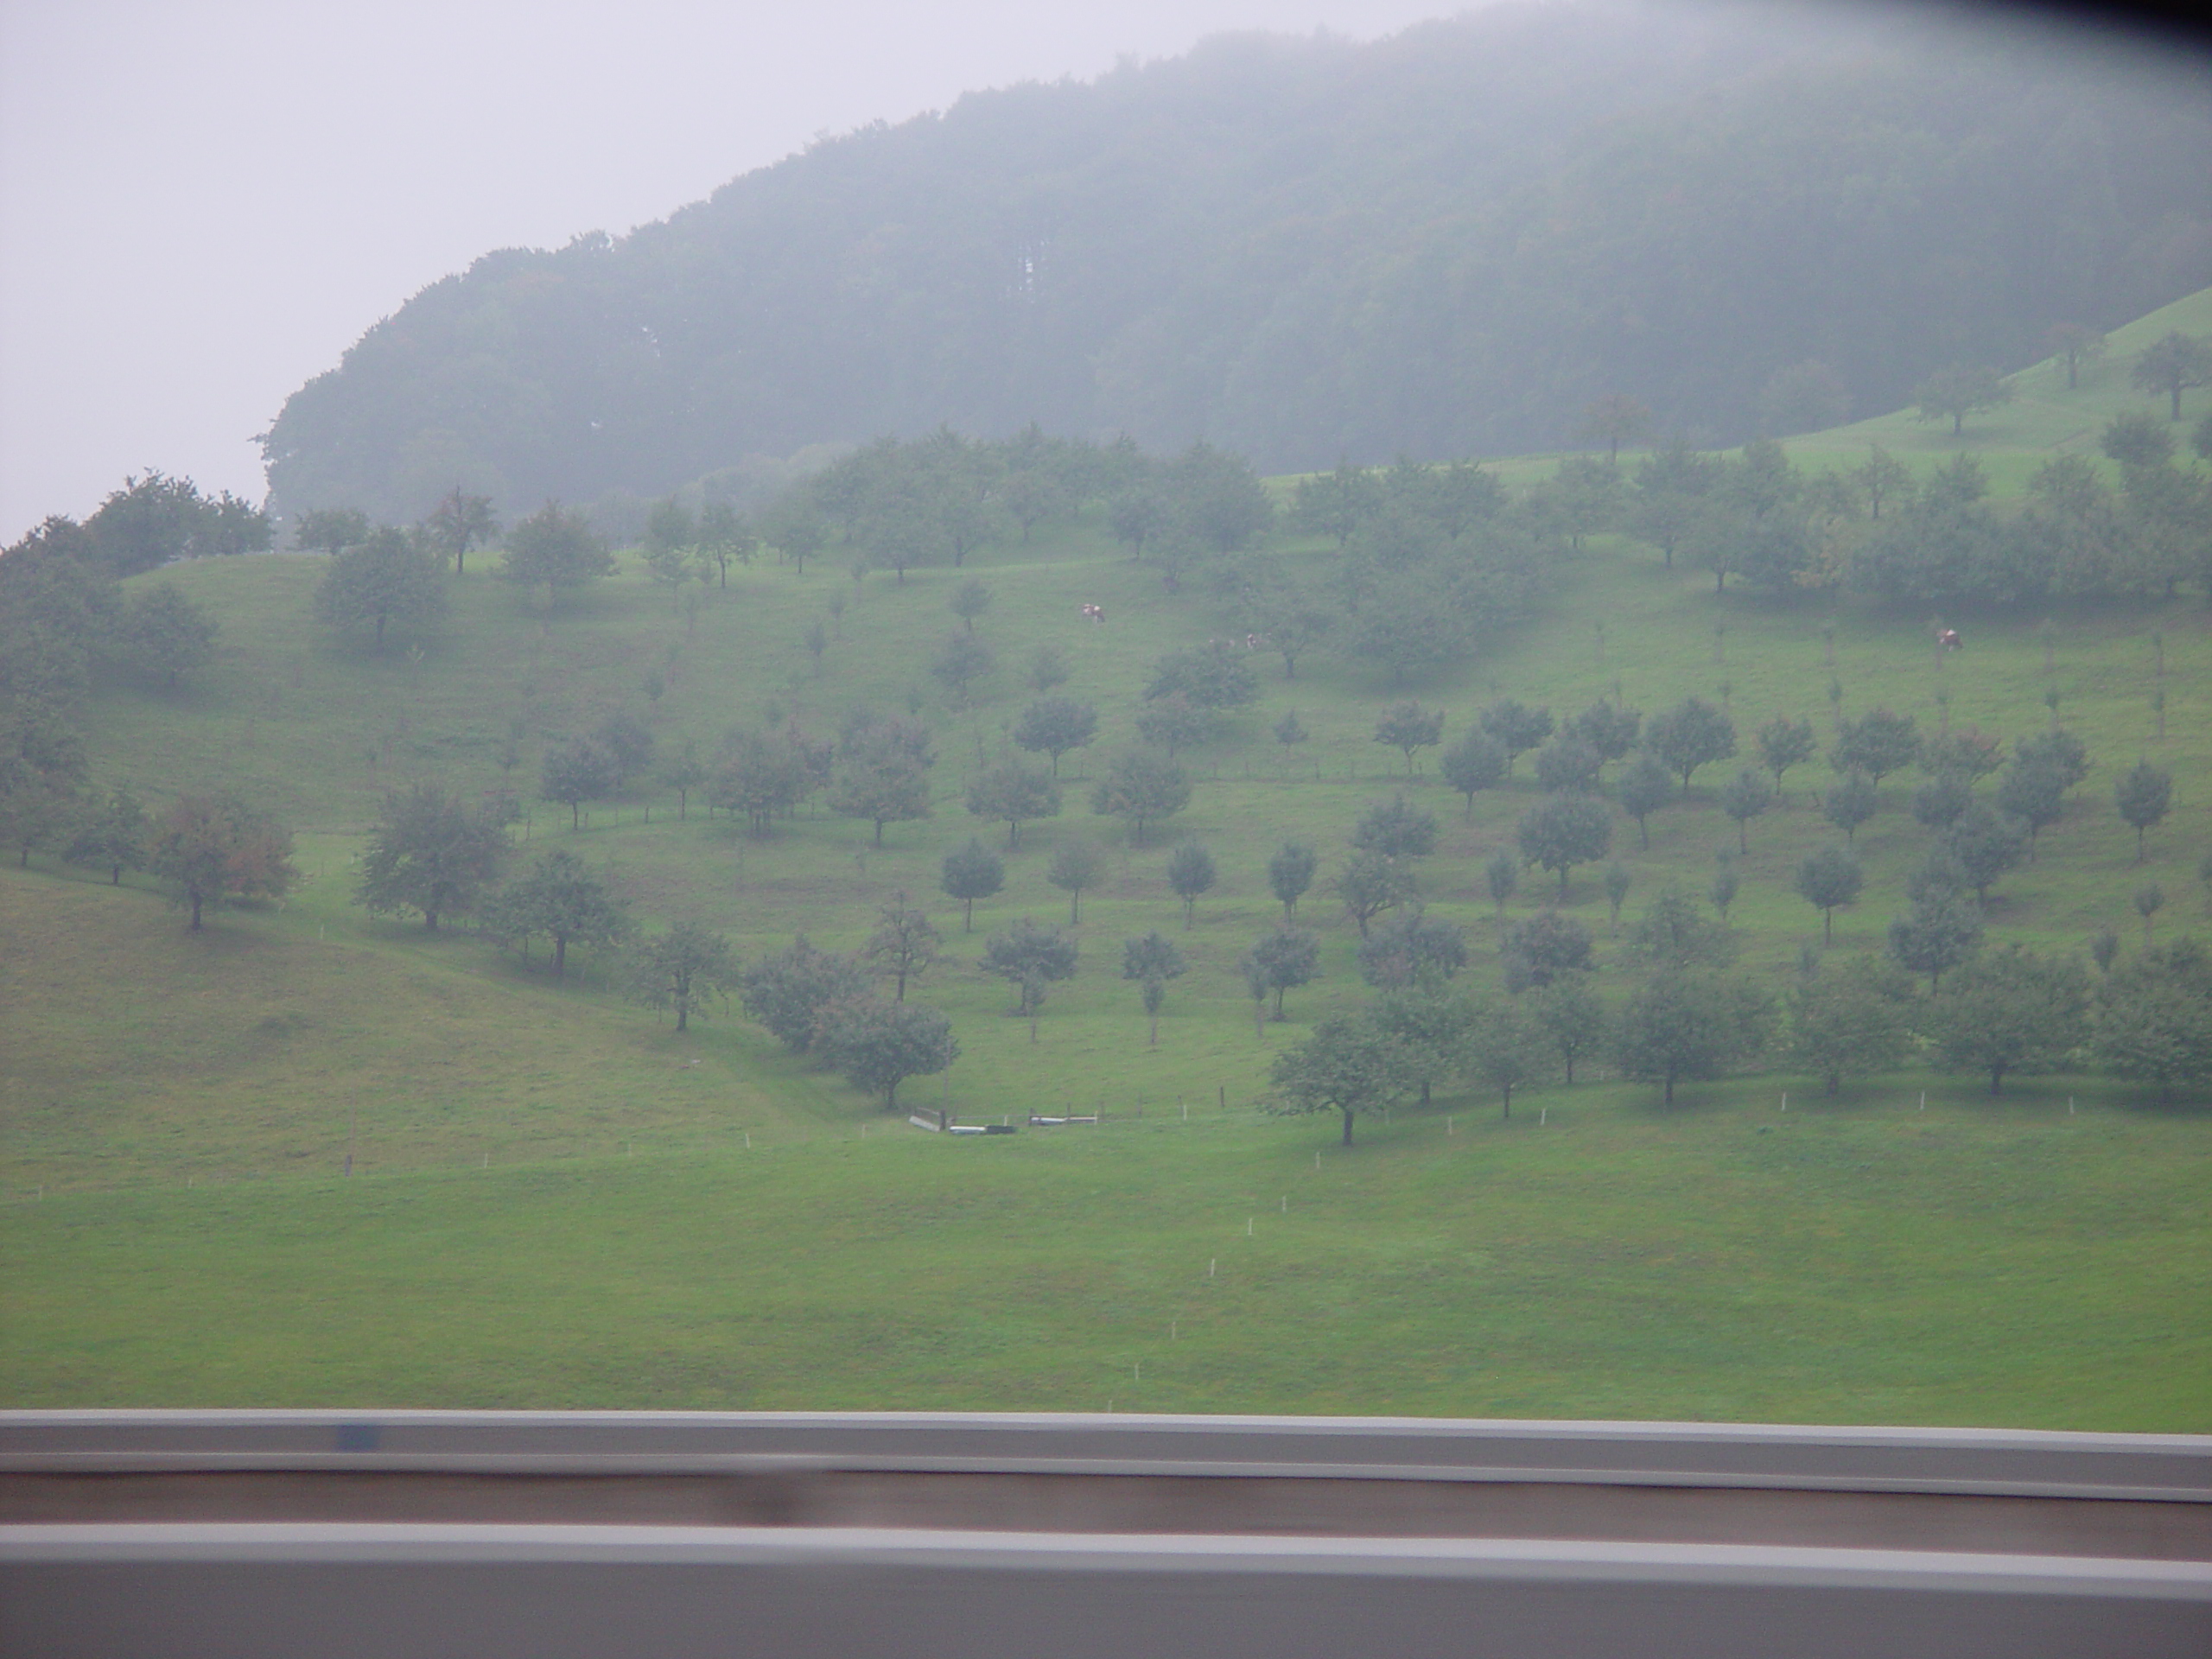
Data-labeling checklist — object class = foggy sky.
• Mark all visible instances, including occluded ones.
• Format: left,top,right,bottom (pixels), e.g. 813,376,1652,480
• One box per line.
0,0,1461,542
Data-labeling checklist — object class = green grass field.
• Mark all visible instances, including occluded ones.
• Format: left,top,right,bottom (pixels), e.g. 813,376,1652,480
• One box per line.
5,296,2210,1423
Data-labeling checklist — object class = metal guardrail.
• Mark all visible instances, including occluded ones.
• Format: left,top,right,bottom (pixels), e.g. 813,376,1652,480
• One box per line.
3,1412,2209,1657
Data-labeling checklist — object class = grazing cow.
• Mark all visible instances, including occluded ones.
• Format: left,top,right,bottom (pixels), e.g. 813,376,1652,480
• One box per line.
1937,628,1962,652
1080,602,1106,625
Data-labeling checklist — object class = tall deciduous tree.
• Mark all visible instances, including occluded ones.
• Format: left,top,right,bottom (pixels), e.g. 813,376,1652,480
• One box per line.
1371,702,1444,774
120,584,219,689
1478,699,1553,774
1645,697,1736,791
1012,697,1098,777
483,849,632,979
1046,839,1107,922
1166,842,1217,926
501,502,613,600
313,527,447,650
864,893,941,1001
939,837,1005,931
1465,996,1550,1119
1245,926,1322,1020
1516,795,1612,894
1122,931,1187,1045
1911,362,2013,435
1615,969,1772,1106
1090,751,1191,845
1335,849,1415,938
966,758,1059,848
1788,957,1916,1095
1617,749,1674,849
980,918,1079,1036
356,783,510,931
740,935,870,1050
1268,841,1317,918
2130,331,2212,422
1718,768,1775,852
2113,760,2172,862
1793,842,1863,944
1440,728,1508,818
148,793,298,931
1831,709,1919,786
1930,944,2089,1096
424,487,498,574
820,998,958,1109
63,785,146,884
1268,1008,1414,1146
626,922,738,1033
540,738,619,829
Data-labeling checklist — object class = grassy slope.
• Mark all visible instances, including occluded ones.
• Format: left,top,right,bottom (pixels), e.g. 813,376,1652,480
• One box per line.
5,295,2210,1421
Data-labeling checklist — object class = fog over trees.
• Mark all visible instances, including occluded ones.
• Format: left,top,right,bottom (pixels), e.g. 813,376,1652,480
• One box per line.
257,6,2212,524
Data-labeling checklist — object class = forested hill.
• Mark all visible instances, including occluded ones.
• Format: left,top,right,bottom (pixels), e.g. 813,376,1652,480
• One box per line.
262,4,2212,524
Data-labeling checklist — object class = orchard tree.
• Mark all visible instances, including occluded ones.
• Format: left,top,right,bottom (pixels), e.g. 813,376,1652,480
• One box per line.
1615,969,1772,1106
1645,697,1736,791
1788,957,1916,1095
1268,841,1317,918
626,922,738,1033
2047,322,2106,391
1572,701,1641,769
1931,944,2089,1096
148,793,297,931
661,744,708,820
356,782,510,930
831,741,932,848
1912,771,1974,832
1166,842,1217,926
2092,941,2212,1101
2114,760,2173,861
1357,908,1466,992
1135,692,1216,754
1246,925,1322,1020
1478,700,1553,775
1465,996,1550,1120
949,577,992,632
939,838,1005,931
1603,861,1632,932
425,488,498,574
1832,709,1920,786
1995,759,2066,857
1090,751,1191,844
1617,749,1674,849
1484,849,1519,919
296,506,371,556
1824,772,1878,841
980,918,1079,1036
1335,849,1415,938
1372,702,1444,774
1719,768,1775,853
1145,640,1258,710
1535,735,1604,795
1946,802,2029,902
1012,697,1098,777
1516,795,1612,894
1046,839,1107,923
63,786,146,884
966,759,1060,849
1122,931,1187,1045
1501,908,1595,992
1576,394,1652,461
1625,887,1737,969
821,998,958,1109
540,738,618,829
482,849,632,980
502,502,613,601
1440,728,1508,818
1268,1008,1415,1146
711,728,814,836
1911,363,2013,435
2130,331,2212,422
738,934,870,1051
1755,716,1817,798
1887,891,1984,989
313,527,447,651
2014,728,2091,793
1351,793,1439,859
931,632,996,706
864,893,941,1001
121,584,219,689
1529,974,1608,1084
1794,842,1863,944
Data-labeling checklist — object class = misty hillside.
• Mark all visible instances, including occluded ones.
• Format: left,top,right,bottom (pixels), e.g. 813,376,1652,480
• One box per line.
261,4,2212,523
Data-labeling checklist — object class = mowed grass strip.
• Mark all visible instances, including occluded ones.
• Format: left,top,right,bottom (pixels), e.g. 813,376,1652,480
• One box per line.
3,1090,2205,1427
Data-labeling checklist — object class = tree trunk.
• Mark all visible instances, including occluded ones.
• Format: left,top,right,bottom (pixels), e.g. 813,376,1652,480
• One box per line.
894,970,906,1003
1823,909,1833,945
1254,1001,1265,1038
1989,1065,2003,1096
676,1000,689,1033
1501,1085,1511,1122
1663,1071,1675,1106
553,935,568,979
571,802,581,829
425,910,439,931
887,1080,899,1109
111,865,122,884
376,613,388,650
963,899,974,931
1341,1109,1355,1147
188,889,204,931
1637,817,1649,850
1149,1014,1159,1046
874,820,884,847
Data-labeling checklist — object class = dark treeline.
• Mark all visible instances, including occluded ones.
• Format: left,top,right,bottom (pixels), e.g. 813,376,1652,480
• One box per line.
259,6,2212,524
